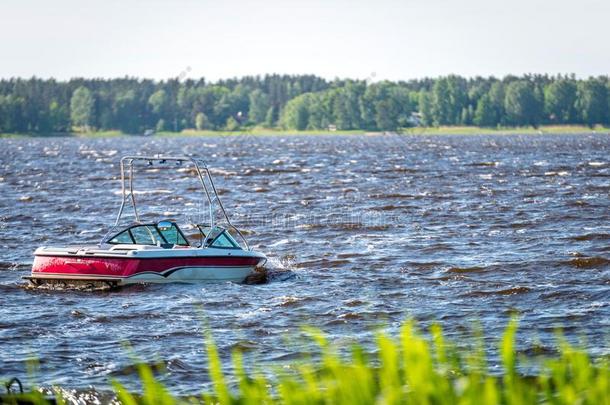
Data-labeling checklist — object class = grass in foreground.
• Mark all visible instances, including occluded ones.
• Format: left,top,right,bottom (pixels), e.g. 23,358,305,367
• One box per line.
106,319,608,405
3,320,608,404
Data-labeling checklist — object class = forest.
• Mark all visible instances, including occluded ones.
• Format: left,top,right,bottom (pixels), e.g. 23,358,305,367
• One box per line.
0,74,608,134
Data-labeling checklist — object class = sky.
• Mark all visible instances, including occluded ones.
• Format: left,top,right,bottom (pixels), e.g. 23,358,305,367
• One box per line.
1,0,608,82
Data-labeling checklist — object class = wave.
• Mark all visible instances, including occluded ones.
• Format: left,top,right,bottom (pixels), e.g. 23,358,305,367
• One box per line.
336,312,363,320
368,192,415,199
370,204,415,211
463,286,532,297
242,167,302,176
565,257,609,268
296,222,390,231
0,261,20,271
419,243,454,253
571,233,610,241
466,161,498,167
447,266,487,274
297,258,352,269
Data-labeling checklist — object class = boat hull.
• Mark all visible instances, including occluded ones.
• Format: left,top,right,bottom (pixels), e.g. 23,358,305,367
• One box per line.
30,253,264,284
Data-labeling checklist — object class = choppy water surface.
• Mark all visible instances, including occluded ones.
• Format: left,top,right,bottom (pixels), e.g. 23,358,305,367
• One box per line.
0,134,609,397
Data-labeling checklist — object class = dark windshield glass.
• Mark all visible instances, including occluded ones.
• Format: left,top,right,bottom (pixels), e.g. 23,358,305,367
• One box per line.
210,232,237,248
108,223,190,246
130,226,160,244
108,230,134,244
158,223,189,246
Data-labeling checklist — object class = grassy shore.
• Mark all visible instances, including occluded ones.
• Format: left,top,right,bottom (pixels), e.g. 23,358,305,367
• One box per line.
2,125,609,139
405,124,610,135
0,130,122,138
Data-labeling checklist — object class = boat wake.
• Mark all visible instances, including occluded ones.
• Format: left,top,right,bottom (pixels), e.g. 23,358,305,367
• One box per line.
244,255,298,284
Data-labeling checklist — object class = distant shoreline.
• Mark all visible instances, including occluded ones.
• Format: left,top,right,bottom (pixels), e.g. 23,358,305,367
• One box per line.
2,125,609,138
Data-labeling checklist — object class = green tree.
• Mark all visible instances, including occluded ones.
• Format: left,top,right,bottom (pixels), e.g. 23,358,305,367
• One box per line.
359,82,410,130
333,81,364,130
360,84,380,129
389,86,413,128
333,89,352,130
113,90,140,133
488,82,505,125
248,89,270,124
576,78,608,127
294,102,309,130
0,95,26,132
49,100,70,132
0,95,7,132
195,112,208,130
229,84,250,121
418,91,433,126
70,86,95,130
225,116,240,131
280,94,312,130
375,99,397,131
264,107,275,128
307,96,329,130
148,89,168,115
446,75,468,124
473,94,496,127
504,81,543,127
148,88,173,130
209,86,233,129
461,105,474,125
371,87,412,130
3,74,610,134
431,78,452,125
468,81,491,107
544,79,577,123
155,119,166,132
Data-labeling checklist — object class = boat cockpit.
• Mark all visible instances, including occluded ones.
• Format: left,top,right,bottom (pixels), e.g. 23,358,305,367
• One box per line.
105,221,243,250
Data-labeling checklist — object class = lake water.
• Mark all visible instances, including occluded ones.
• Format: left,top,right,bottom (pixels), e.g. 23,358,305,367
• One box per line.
0,133,609,398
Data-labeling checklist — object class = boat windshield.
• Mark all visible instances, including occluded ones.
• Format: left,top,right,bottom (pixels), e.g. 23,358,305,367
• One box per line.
107,223,189,247
197,225,242,249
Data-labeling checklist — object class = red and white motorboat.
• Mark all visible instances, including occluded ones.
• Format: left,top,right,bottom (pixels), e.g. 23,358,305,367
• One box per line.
25,155,267,288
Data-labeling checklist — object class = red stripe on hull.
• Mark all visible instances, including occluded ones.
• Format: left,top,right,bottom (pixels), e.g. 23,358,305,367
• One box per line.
32,255,261,278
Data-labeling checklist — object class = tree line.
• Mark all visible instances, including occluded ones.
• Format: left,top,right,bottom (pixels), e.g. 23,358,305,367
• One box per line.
0,74,608,134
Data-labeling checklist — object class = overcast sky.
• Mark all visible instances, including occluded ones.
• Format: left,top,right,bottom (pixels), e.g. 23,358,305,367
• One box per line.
1,0,608,82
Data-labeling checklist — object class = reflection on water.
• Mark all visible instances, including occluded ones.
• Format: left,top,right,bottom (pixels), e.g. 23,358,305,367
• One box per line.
0,133,609,396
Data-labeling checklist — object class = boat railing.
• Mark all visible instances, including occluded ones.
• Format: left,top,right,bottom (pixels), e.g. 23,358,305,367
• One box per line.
100,155,250,250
